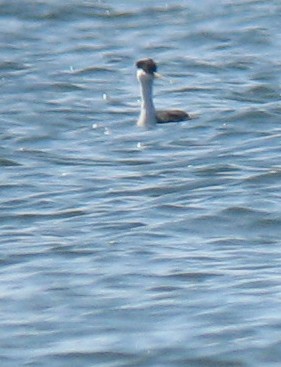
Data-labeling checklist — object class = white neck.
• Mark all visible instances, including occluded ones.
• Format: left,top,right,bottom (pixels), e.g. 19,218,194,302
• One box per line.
137,70,156,127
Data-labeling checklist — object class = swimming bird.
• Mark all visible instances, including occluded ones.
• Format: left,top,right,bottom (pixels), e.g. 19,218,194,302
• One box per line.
136,58,190,127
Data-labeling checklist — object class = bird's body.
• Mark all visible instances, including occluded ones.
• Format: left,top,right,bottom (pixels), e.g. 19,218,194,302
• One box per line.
136,58,190,127
156,110,189,123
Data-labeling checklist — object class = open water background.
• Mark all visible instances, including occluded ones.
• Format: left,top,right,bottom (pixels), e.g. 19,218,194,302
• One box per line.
1,1,281,366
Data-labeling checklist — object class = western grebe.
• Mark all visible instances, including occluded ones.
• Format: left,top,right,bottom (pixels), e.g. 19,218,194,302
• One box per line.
136,58,190,127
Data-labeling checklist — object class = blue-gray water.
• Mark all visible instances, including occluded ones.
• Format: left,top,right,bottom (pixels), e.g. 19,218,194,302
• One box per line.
1,1,281,366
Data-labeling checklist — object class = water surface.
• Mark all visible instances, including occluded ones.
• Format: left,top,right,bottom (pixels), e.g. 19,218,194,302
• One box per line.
1,1,281,366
